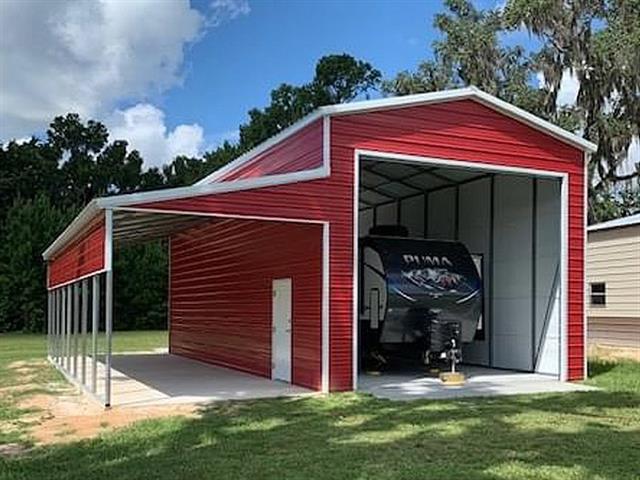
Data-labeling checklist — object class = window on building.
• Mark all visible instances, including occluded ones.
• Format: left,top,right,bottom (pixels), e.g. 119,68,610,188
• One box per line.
590,282,606,306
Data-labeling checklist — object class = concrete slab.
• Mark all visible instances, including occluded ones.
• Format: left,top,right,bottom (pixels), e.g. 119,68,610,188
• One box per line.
358,366,596,401
109,353,313,407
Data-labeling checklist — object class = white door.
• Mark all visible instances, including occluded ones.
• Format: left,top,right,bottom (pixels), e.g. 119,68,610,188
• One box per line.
272,278,292,382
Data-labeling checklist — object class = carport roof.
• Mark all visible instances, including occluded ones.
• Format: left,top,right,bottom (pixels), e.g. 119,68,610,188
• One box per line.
43,87,596,260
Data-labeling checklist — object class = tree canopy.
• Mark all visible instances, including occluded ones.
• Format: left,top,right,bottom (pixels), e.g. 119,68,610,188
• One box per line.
385,0,639,222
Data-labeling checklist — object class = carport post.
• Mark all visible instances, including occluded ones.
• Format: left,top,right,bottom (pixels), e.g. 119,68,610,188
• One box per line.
91,275,99,393
73,282,79,378
54,290,59,363
47,291,52,358
65,286,71,370
105,270,113,407
104,209,113,408
81,278,88,385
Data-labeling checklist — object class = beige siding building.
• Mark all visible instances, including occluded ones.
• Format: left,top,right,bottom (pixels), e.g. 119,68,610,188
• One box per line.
586,213,640,359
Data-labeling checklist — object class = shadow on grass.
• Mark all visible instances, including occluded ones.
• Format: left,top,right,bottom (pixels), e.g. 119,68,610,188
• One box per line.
588,359,619,377
2,388,639,480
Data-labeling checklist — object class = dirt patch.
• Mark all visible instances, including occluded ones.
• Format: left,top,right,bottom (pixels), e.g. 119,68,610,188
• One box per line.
1,358,203,451
19,392,199,445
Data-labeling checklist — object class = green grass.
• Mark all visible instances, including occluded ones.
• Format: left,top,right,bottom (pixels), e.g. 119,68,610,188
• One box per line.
108,330,168,353
1,334,639,480
0,331,167,447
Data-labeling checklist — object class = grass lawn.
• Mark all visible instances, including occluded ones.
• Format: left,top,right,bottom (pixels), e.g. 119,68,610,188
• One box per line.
0,332,168,446
1,333,639,480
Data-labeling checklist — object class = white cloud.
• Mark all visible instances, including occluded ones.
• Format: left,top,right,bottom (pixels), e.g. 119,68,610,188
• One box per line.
0,0,204,141
0,0,250,163
107,104,204,169
209,0,250,26
536,69,580,107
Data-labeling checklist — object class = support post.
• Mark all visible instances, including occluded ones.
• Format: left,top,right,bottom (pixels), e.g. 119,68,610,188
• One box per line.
81,278,88,386
54,289,59,363
57,289,63,365
47,291,52,357
104,209,113,407
73,283,79,378
91,275,99,394
63,286,69,370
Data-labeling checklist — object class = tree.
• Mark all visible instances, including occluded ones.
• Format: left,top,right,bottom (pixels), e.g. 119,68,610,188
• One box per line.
503,0,640,221
0,196,76,332
0,138,61,223
385,0,639,223
311,54,382,105
384,0,546,116
114,242,168,330
239,54,381,149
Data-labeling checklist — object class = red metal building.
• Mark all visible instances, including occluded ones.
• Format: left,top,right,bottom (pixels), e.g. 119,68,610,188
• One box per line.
43,87,596,405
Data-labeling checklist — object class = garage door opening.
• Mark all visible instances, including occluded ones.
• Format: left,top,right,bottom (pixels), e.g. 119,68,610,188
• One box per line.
355,152,567,392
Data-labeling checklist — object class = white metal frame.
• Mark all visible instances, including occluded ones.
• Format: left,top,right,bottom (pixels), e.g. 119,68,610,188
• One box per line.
352,149,571,388
583,151,590,380
322,223,330,392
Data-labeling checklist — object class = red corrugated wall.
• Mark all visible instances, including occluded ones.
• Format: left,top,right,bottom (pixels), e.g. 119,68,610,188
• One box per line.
170,218,323,389
48,214,105,289
137,98,585,386
138,120,355,392
219,120,324,181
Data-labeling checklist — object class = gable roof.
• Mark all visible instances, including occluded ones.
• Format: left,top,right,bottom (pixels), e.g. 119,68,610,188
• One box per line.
588,213,640,232
44,87,597,261
195,86,597,185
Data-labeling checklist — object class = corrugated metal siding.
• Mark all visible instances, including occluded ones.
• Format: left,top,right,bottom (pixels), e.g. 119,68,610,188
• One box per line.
330,99,585,380
137,128,355,392
170,218,323,389
48,214,105,288
219,120,323,181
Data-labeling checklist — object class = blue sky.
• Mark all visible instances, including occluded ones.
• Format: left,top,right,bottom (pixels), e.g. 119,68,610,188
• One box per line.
164,0,448,145
2,0,547,168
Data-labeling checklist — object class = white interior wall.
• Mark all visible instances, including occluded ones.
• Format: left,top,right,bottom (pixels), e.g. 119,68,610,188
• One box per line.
359,208,374,237
457,178,491,365
376,202,397,226
400,195,425,237
492,176,533,371
534,179,561,375
427,188,455,239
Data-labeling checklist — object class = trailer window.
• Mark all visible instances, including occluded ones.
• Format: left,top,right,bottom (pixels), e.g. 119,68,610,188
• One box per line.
590,282,606,306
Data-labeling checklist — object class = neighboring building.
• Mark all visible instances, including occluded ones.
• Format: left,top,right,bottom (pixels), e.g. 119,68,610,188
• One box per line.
42,87,595,406
587,213,640,359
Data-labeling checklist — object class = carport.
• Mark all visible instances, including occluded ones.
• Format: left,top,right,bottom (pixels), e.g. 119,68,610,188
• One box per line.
43,87,595,407
44,203,328,407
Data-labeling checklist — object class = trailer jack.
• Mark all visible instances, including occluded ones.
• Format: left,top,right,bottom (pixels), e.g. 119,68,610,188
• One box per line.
439,336,466,386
